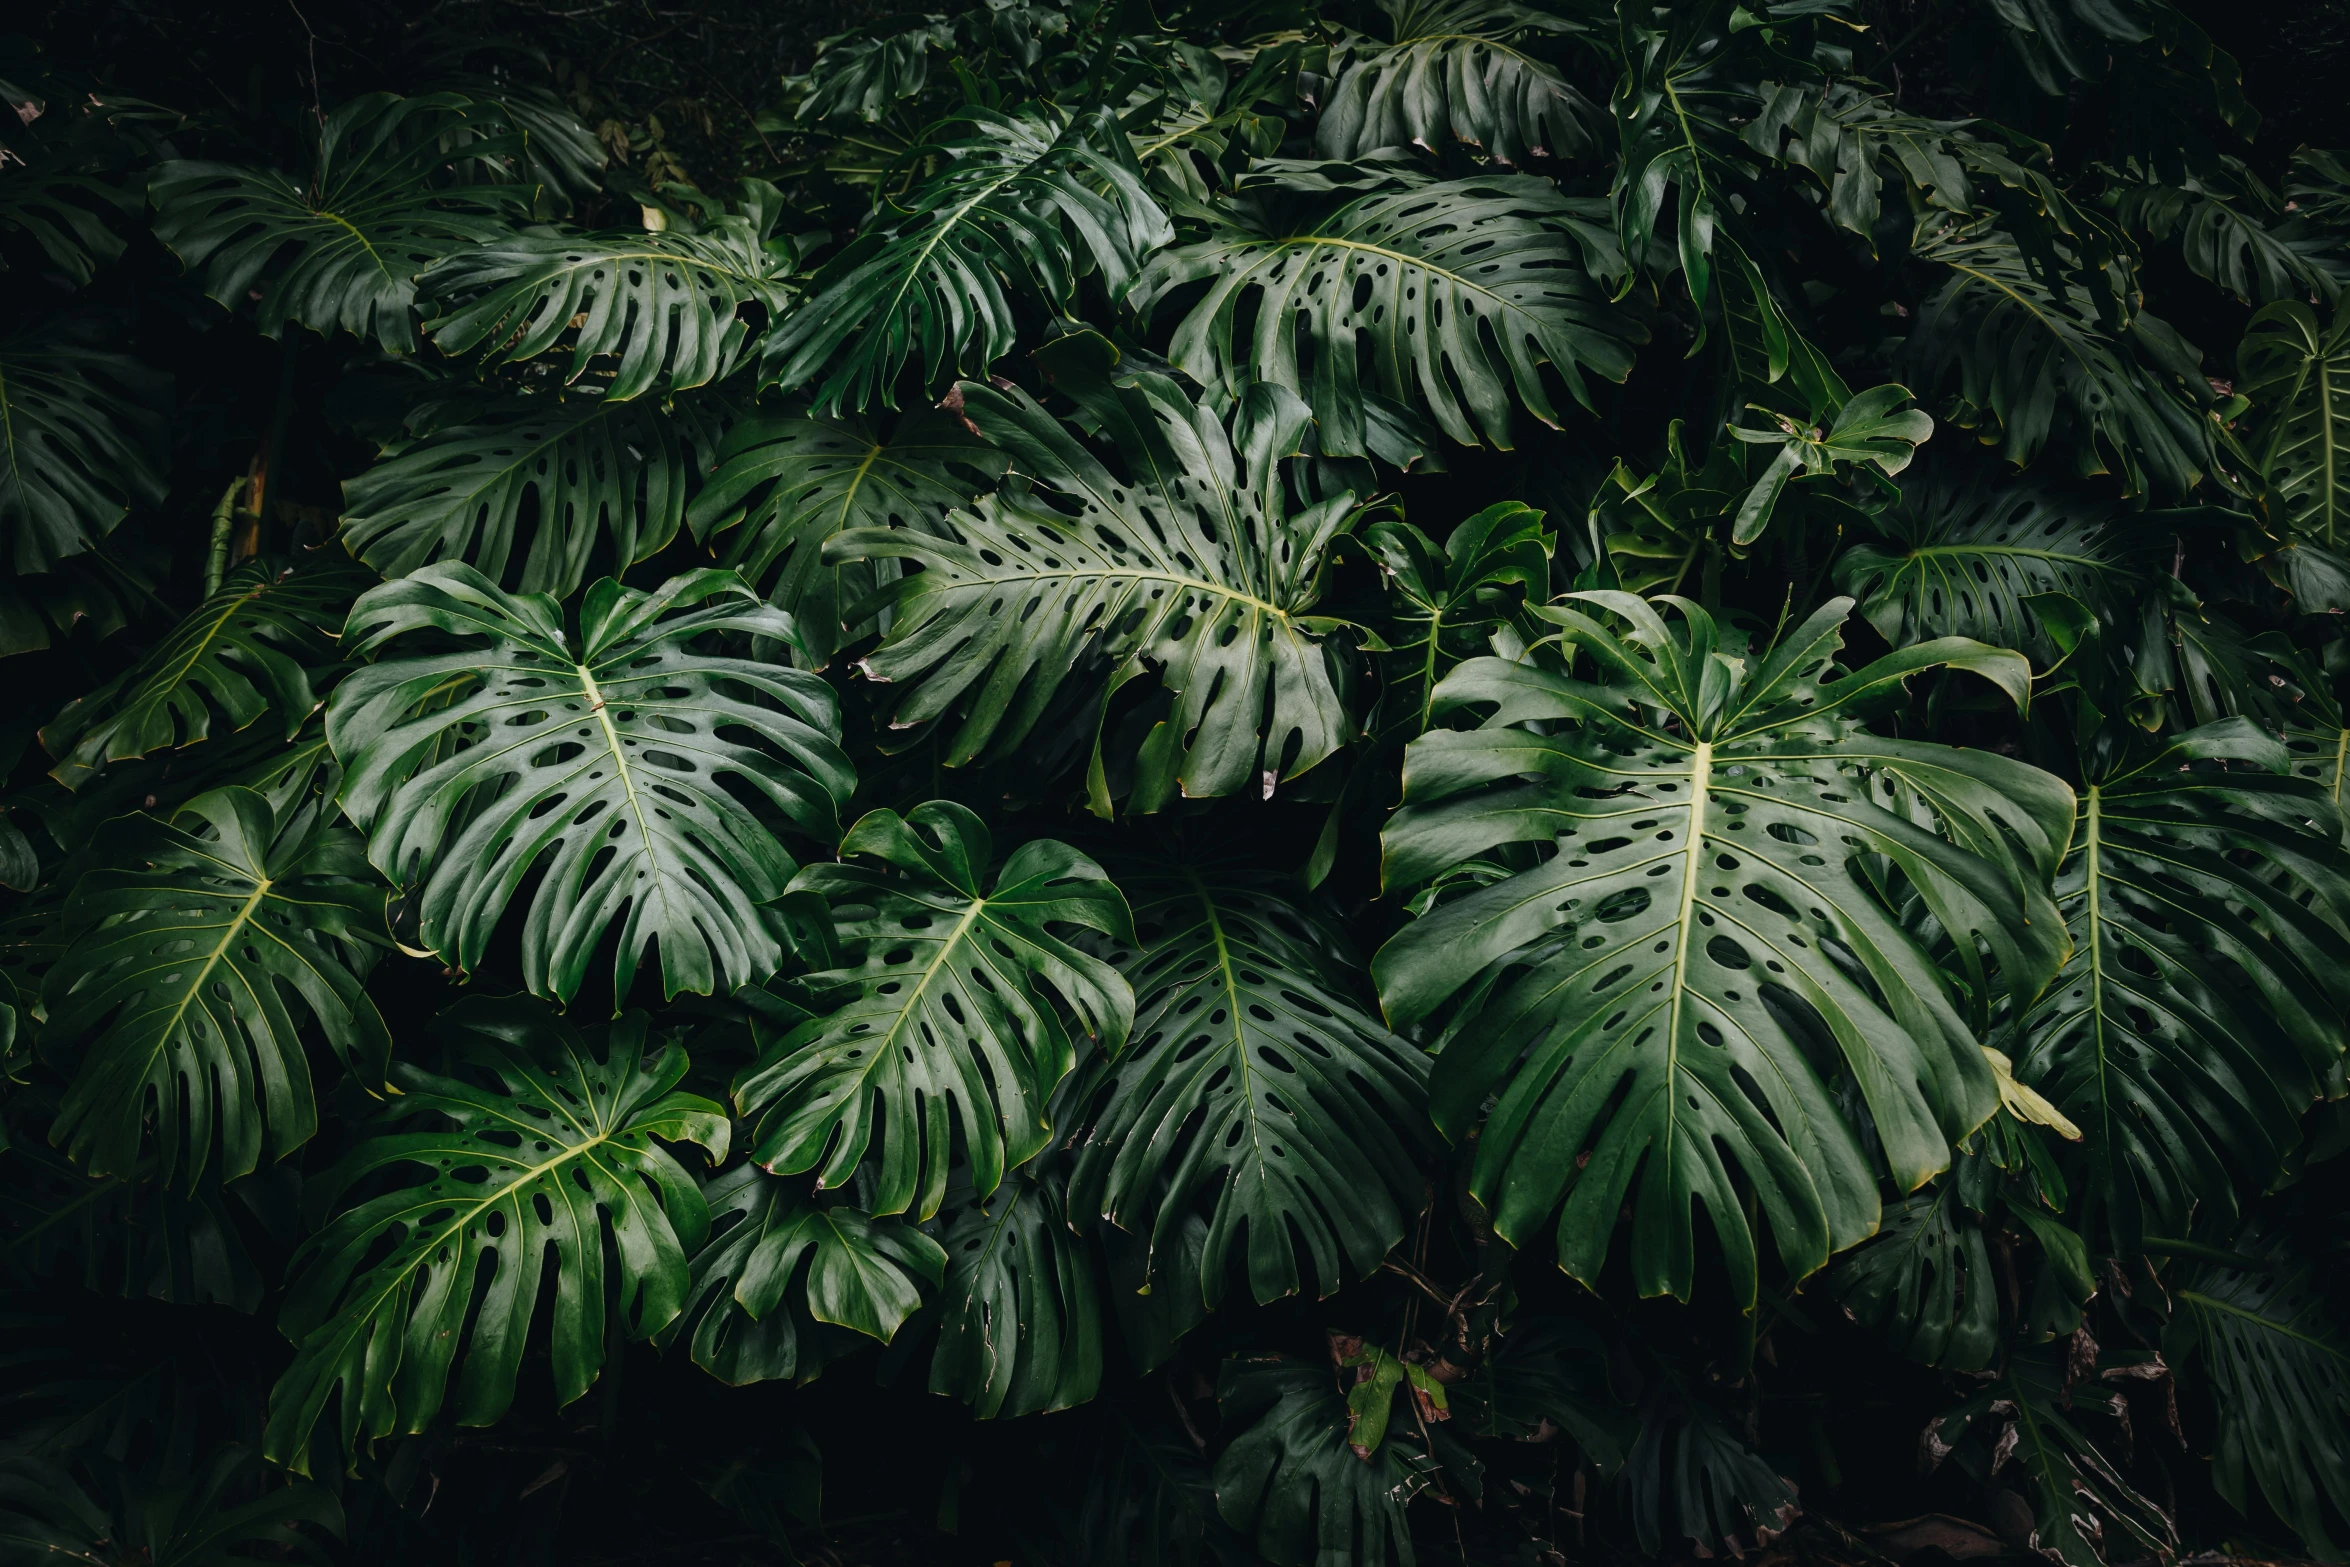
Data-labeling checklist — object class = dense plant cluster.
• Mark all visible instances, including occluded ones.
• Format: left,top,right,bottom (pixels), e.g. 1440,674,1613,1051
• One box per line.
3,0,2349,1563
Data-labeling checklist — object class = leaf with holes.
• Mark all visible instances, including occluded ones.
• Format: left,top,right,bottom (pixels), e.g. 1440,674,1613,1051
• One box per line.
736,801,1132,1220
1905,219,2216,499
327,564,855,1004
2014,721,2350,1248
42,788,389,1190
1066,861,1431,1310
826,331,1361,809
151,94,522,353
421,206,798,402
2242,300,2350,546
1315,0,1600,165
1375,593,2073,1303
1832,456,2141,660
41,557,371,792
686,407,1005,663
264,998,728,1474
1133,163,1637,456
928,1158,1103,1419
339,390,731,600
660,1162,947,1386
762,106,1168,413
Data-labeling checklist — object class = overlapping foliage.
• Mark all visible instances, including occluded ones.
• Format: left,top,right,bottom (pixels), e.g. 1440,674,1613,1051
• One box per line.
3,0,2349,1563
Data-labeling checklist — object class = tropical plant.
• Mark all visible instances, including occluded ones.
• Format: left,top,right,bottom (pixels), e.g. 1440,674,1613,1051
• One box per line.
5,1,2350,1564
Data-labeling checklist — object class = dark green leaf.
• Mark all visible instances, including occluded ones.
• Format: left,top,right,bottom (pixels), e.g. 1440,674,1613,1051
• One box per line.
43,788,391,1188
1375,594,2071,1302
40,557,369,792
1314,0,1599,166
737,800,1132,1220
663,1162,947,1386
827,333,1360,809
1067,862,1431,1309
265,998,729,1474
151,94,521,352
2242,300,2350,546
1134,165,1637,455
339,391,730,600
0,331,167,575
1213,1357,1419,1567
328,565,855,1003
686,407,1005,664
2015,721,2350,1246
928,1159,1104,1418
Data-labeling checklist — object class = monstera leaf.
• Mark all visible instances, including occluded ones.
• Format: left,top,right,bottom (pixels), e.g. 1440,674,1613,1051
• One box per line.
1214,1357,1419,1567
2242,300,2350,545
1622,1384,1799,1557
2015,722,2350,1247
1906,219,2215,498
928,1159,1103,1419
1369,500,1553,736
264,1000,728,1474
686,406,1006,662
826,333,1360,809
338,390,731,599
1833,457,2137,659
420,203,798,401
662,1162,947,1387
0,331,168,575
327,565,855,1004
1926,1345,2177,1567
41,556,371,792
0,1132,268,1312
2168,1239,2350,1558
42,788,390,1189
1375,593,2073,1303
151,94,519,352
1315,0,1598,165
762,106,1169,412
0,1441,341,1567
735,801,1132,1220
1830,1183,1998,1371
1065,862,1429,1312
1133,164,1637,456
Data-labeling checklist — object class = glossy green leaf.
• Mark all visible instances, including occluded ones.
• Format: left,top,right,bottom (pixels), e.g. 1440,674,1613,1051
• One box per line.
1314,0,1599,166
928,1159,1103,1419
736,800,1132,1220
265,999,729,1474
1369,500,1553,736
1375,593,2071,1302
2015,721,2350,1247
827,333,1360,808
328,565,855,1004
1134,164,1637,456
40,557,370,792
1832,457,2136,660
686,406,1005,663
663,1162,947,1386
1067,862,1431,1310
150,94,520,352
1621,1386,1798,1556
43,788,391,1189
2242,300,2350,545
763,106,1169,412
339,390,730,600
421,208,797,401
